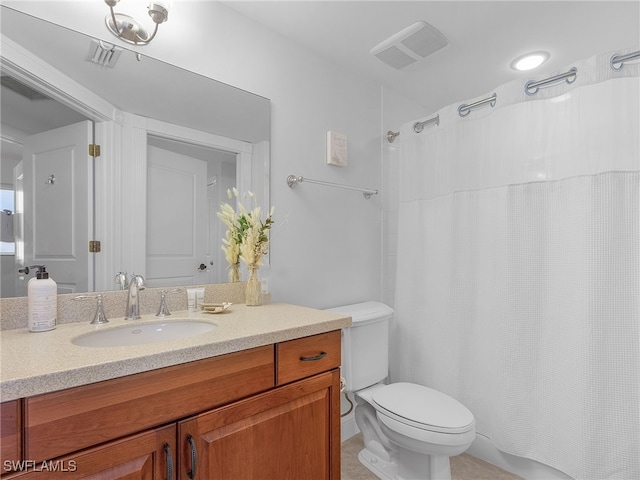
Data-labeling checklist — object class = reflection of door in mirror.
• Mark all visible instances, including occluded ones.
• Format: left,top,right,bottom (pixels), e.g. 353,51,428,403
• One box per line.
0,112,93,298
146,136,237,286
18,121,93,296
1,175,19,298
1,66,92,298
1,6,270,298
147,144,207,288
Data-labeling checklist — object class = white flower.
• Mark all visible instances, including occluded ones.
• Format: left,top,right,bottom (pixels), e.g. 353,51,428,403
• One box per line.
217,189,244,268
217,189,274,269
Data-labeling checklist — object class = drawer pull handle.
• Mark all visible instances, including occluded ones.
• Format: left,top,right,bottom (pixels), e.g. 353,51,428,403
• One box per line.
163,443,174,480
300,351,327,362
187,435,198,479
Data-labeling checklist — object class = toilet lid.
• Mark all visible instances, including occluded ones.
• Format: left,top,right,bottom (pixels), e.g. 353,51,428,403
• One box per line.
372,383,474,434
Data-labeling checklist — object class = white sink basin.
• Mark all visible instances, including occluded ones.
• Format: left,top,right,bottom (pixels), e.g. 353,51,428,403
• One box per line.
72,320,216,348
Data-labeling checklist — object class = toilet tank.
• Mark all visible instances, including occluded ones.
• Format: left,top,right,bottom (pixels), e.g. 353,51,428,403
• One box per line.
326,301,394,392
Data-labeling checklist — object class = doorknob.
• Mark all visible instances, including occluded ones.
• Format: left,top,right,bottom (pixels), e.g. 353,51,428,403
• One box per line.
197,263,207,271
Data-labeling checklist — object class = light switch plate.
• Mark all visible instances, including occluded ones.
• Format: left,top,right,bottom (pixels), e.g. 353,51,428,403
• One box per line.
326,131,347,167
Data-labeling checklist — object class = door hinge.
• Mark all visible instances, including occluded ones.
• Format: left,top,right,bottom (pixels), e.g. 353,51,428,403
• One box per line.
89,240,101,253
89,144,101,157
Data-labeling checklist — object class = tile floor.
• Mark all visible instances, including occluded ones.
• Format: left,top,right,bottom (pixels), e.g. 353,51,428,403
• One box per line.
341,434,524,480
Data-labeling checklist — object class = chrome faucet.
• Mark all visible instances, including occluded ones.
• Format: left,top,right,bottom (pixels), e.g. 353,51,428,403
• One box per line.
73,294,109,324
156,288,182,317
124,274,146,320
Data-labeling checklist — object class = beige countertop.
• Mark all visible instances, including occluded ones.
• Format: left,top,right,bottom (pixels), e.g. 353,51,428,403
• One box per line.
0,302,351,402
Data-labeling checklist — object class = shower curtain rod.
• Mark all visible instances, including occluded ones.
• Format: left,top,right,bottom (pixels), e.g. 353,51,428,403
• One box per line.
525,67,577,96
611,50,640,71
286,174,378,199
386,114,440,143
458,93,497,117
413,114,440,133
391,48,640,134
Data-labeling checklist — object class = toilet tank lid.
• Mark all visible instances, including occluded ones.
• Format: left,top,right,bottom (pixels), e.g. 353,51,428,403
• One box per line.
325,301,393,325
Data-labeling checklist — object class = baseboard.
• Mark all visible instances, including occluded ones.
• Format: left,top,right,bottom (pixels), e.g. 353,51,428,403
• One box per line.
341,414,359,442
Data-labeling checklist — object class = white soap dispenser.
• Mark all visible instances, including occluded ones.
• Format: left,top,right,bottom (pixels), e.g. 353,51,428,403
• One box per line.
24,265,57,332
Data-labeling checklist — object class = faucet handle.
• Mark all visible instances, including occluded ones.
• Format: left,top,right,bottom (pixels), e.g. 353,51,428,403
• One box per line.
156,288,181,317
114,271,128,290
73,294,109,324
131,273,146,290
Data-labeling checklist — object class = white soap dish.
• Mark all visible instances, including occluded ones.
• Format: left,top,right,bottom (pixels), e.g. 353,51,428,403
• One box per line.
201,302,232,314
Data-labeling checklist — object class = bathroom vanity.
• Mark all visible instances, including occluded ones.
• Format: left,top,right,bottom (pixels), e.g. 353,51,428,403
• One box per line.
0,303,350,479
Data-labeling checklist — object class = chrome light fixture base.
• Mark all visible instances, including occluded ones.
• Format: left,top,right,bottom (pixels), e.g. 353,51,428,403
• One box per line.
104,1,169,46
105,13,155,45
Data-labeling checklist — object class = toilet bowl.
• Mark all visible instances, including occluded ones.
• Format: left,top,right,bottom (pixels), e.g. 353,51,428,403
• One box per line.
328,302,476,480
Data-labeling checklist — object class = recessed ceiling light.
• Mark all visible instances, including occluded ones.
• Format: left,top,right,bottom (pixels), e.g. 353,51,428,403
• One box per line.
511,51,550,71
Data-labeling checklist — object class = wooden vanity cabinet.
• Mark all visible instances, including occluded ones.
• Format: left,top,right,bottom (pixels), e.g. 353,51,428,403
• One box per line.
179,330,342,480
4,330,342,480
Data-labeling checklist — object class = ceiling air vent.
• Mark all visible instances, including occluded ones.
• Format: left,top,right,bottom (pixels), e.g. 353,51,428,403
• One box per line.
86,39,123,68
371,21,449,69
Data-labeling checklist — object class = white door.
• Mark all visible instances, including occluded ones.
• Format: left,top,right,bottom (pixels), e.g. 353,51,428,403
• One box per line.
17,120,93,295
146,145,208,287
13,161,24,296
206,160,237,284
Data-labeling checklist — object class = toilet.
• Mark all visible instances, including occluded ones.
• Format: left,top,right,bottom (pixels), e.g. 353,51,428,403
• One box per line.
328,301,475,480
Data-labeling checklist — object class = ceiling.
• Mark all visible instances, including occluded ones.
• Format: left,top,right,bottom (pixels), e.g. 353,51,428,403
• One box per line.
1,1,639,132
222,1,640,114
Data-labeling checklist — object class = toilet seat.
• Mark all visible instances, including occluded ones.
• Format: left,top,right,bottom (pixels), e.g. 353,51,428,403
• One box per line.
371,382,475,434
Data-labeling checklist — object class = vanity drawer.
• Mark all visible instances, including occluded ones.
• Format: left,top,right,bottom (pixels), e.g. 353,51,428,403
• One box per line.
24,345,274,462
276,330,341,385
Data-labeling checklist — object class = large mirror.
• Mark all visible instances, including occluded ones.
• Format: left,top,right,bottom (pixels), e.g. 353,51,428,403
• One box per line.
0,6,270,298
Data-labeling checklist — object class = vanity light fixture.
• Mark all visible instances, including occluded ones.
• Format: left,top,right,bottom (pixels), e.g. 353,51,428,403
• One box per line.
104,0,172,46
510,51,550,71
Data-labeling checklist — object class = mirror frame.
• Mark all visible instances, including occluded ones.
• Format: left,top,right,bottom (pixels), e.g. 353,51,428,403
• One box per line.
1,24,270,295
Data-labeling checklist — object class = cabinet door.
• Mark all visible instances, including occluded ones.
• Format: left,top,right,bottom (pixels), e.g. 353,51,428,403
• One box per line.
179,370,341,480
1,400,21,470
7,424,176,479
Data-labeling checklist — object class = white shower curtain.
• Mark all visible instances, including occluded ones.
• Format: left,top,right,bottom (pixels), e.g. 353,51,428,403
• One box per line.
391,49,640,480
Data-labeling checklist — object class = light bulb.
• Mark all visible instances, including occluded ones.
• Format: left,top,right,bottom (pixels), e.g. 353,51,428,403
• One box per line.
511,51,550,71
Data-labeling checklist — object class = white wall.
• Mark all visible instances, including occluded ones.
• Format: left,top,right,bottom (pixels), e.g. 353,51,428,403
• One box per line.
5,1,416,308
